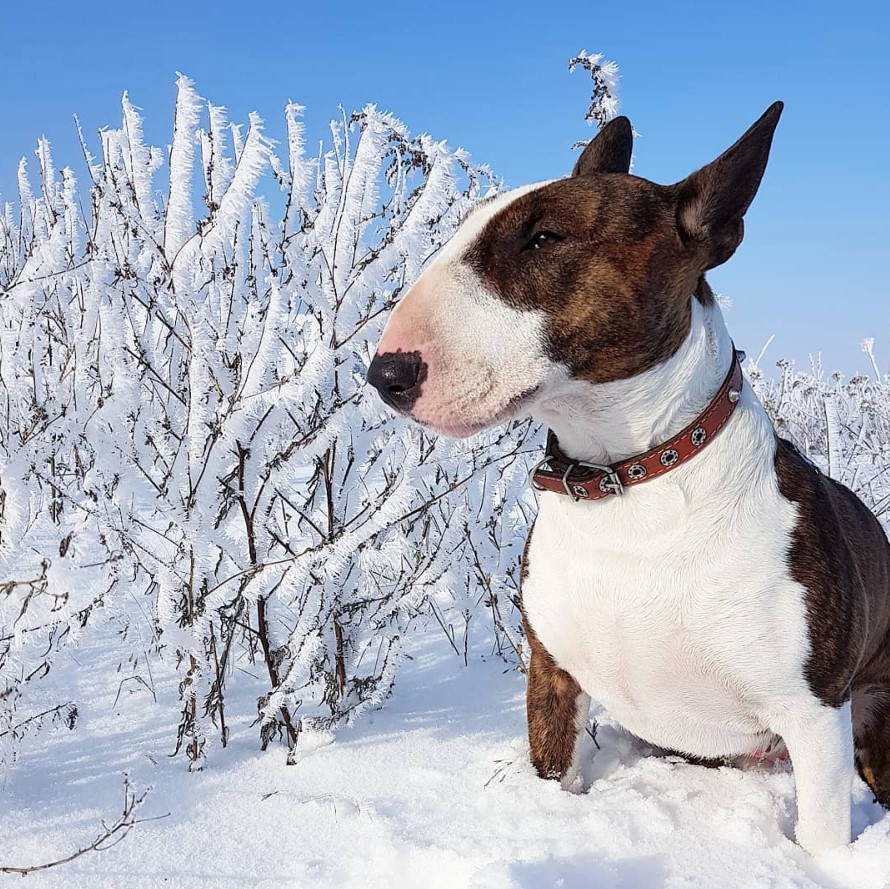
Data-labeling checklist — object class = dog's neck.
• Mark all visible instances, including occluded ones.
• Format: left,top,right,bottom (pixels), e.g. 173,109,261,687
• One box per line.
532,299,736,465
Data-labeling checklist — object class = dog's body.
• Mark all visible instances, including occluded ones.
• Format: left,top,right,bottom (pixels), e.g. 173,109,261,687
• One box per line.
524,293,890,855
368,105,890,855
525,300,805,763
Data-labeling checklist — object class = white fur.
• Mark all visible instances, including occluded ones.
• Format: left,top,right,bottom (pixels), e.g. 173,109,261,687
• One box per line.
561,691,592,792
522,299,855,855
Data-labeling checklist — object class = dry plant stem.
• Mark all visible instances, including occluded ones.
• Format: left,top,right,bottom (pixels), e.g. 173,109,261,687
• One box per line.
186,549,201,764
208,624,228,747
322,445,348,698
255,595,301,749
0,778,165,876
237,442,299,749
0,701,75,741
333,617,348,695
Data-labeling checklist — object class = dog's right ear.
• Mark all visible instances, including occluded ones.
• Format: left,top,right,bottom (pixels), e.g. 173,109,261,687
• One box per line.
572,116,633,177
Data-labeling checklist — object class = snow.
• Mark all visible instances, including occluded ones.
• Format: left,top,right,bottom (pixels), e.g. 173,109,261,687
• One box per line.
3,622,889,888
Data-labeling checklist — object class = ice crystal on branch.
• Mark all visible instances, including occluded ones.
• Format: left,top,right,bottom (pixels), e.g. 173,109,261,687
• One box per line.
569,50,620,128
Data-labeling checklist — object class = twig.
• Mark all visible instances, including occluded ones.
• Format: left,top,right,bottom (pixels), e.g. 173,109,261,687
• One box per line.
0,777,166,876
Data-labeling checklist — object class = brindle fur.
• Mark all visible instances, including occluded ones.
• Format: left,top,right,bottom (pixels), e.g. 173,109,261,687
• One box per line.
524,614,586,780
462,109,783,388
775,438,890,805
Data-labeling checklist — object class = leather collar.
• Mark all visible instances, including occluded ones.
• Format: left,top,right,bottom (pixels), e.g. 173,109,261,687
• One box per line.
530,349,745,501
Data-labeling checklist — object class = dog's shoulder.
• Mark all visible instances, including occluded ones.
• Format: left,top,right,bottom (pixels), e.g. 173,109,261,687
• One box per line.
774,435,890,705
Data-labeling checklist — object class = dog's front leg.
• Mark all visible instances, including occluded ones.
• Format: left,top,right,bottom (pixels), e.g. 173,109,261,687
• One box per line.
525,621,590,790
772,701,854,855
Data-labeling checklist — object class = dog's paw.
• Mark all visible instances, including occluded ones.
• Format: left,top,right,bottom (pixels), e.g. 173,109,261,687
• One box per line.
560,766,583,793
795,819,851,856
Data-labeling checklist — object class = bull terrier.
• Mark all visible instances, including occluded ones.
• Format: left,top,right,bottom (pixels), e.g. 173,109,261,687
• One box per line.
367,103,890,855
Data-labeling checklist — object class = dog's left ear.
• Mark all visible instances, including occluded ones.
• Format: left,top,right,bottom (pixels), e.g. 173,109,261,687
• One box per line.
675,102,783,269
572,116,633,176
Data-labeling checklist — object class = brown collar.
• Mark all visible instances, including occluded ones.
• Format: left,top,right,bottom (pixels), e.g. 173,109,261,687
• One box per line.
531,349,745,501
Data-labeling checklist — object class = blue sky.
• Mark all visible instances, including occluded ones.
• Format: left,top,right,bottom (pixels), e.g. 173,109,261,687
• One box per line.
1,0,887,373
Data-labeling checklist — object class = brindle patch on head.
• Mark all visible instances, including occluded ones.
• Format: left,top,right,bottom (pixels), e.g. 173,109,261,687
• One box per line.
463,174,701,384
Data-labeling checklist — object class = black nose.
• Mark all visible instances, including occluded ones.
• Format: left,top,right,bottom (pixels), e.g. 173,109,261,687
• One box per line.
366,351,426,412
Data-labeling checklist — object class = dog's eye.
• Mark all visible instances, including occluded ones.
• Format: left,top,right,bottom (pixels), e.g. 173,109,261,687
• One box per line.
524,230,563,252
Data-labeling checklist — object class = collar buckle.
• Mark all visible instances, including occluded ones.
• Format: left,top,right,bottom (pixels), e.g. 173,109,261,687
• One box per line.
559,461,623,501
529,456,552,491
529,455,624,500
575,461,623,499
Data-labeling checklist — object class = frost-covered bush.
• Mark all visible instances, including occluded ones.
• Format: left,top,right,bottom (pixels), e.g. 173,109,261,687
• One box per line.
0,77,535,767
749,342,890,525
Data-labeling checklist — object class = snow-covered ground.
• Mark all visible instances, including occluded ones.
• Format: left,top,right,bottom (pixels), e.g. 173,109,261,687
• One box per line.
3,623,890,889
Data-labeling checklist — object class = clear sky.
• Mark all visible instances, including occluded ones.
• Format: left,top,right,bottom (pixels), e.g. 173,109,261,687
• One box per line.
1,0,887,373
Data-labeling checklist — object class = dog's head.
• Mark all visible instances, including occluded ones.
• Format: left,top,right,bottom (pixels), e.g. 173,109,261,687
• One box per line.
368,103,782,437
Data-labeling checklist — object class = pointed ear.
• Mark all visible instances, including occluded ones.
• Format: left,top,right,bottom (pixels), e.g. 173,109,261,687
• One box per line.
572,116,633,176
675,102,783,269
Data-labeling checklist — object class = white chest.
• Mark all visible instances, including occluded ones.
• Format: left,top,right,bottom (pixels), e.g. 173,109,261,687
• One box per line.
522,419,812,759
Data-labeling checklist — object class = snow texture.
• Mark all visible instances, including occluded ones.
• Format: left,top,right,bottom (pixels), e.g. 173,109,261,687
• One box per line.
2,626,889,888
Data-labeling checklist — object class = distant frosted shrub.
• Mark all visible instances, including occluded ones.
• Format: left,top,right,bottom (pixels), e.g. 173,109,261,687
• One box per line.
750,345,890,524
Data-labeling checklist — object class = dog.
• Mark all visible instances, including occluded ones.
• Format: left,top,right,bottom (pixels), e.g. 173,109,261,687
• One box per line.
366,103,890,855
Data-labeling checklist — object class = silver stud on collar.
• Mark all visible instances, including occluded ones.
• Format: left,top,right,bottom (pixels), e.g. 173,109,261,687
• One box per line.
728,388,741,403
691,427,707,447
660,448,679,467
627,463,647,480
598,475,620,495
